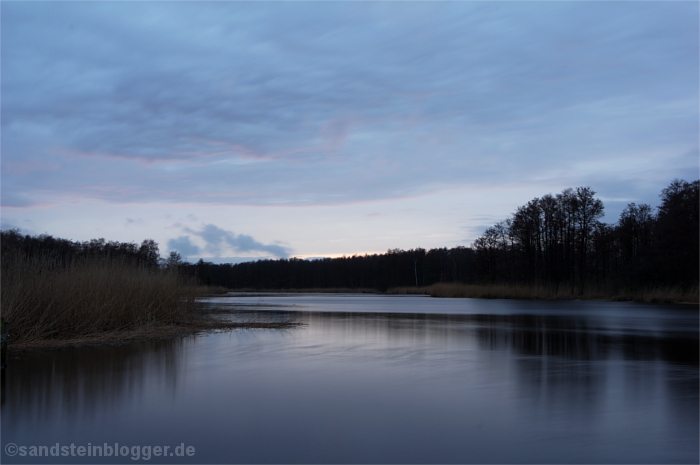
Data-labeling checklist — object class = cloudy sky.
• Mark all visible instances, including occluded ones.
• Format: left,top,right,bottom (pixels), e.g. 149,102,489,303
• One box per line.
2,1,698,263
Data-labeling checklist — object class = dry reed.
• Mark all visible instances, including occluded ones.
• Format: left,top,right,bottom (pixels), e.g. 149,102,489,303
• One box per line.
192,285,230,295
225,283,697,303
227,287,379,294
387,282,699,303
1,252,201,344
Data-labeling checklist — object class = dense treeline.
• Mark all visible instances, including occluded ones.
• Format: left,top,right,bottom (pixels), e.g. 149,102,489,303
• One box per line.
180,246,477,292
176,179,698,294
0,230,161,269
472,180,698,292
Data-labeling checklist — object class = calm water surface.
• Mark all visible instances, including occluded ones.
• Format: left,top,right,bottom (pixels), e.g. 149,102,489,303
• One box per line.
2,294,698,463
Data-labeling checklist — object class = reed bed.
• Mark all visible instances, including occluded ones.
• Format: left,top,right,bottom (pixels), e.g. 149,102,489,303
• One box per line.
387,282,699,303
609,285,699,304
225,283,697,303
192,285,230,295
227,287,379,294
1,252,201,344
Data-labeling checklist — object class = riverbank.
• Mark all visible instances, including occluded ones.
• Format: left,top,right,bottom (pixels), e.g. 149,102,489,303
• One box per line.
387,283,699,303
4,295,302,352
225,283,699,303
1,252,299,352
5,316,299,352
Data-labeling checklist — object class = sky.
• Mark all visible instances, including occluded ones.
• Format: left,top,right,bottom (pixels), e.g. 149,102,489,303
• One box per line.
2,1,698,264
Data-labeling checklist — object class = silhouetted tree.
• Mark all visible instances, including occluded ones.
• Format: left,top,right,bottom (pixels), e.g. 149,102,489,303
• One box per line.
138,239,160,268
164,251,183,270
471,180,697,292
654,179,699,287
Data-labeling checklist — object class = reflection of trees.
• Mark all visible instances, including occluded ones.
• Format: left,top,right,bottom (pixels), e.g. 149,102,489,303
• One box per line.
2,310,695,458
270,310,697,435
663,363,700,442
473,314,698,365
239,309,698,365
2,338,186,425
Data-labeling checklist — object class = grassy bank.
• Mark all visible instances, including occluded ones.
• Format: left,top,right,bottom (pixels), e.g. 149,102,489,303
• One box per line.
225,283,698,303
225,287,379,294
1,253,295,349
386,282,699,303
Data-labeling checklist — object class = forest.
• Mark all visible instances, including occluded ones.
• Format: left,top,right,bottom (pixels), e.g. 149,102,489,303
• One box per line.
2,179,697,300
168,179,697,296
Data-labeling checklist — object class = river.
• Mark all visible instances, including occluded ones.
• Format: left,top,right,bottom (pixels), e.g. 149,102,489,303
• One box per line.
2,293,698,463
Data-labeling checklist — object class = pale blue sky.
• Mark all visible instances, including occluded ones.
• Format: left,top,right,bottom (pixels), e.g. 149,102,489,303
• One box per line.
2,1,698,262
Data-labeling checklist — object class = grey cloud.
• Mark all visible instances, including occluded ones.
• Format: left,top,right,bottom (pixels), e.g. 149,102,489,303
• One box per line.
2,2,697,209
0,220,23,232
167,236,201,257
0,190,35,208
182,224,291,258
125,218,143,227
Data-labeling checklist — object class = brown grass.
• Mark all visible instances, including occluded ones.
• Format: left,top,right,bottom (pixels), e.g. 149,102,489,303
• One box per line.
226,283,698,303
1,253,299,348
386,282,699,303
192,285,231,295
608,285,699,304
1,252,199,344
226,287,379,294
5,319,299,351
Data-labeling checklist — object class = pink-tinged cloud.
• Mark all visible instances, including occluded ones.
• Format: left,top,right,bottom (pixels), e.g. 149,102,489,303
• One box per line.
2,161,61,176
62,148,221,166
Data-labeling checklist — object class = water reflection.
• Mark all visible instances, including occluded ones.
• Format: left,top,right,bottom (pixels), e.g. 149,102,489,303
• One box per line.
3,338,186,425
232,308,698,364
2,297,698,464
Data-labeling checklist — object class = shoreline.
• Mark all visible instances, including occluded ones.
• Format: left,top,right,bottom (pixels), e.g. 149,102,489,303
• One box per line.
5,286,696,352
5,316,301,353
223,285,699,304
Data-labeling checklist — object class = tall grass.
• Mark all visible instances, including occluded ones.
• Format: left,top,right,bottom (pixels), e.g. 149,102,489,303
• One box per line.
1,252,200,344
225,283,697,303
227,287,378,294
387,282,699,303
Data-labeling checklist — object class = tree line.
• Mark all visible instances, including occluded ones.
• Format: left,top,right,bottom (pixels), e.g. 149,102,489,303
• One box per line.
0,231,161,269
472,179,698,292
179,246,478,291
178,179,698,293
2,179,696,294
